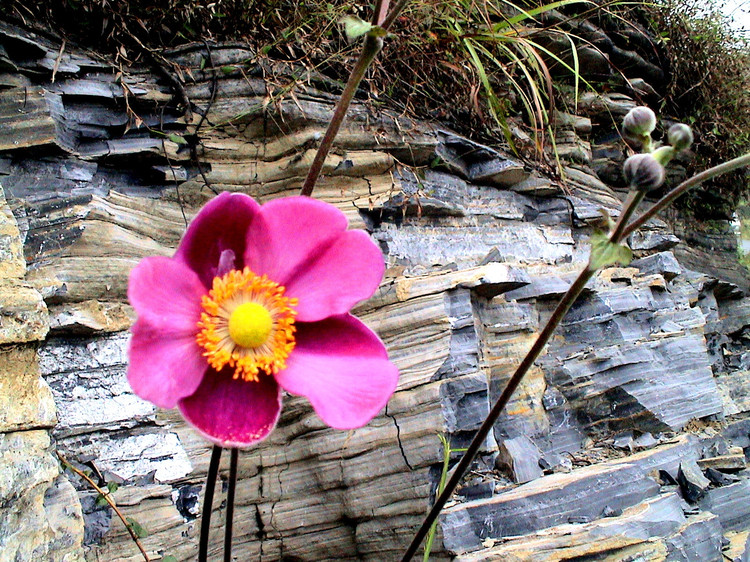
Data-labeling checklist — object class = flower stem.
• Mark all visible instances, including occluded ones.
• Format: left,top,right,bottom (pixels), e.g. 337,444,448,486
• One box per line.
224,448,239,562
299,0,411,198
57,453,151,562
609,189,644,243
400,177,652,561
199,445,223,562
299,34,383,197
622,152,750,238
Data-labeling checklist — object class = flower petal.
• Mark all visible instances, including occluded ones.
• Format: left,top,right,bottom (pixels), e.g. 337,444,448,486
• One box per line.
128,320,208,409
128,256,206,331
275,315,399,429
127,256,208,408
283,230,385,322
178,368,282,448
245,197,384,322
175,192,261,287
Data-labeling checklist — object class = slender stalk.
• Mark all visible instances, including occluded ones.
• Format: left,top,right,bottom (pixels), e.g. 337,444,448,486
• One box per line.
300,35,383,196
58,453,150,562
381,0,411,30
373,0,391,25
400,187,651,561
609,189,644,243
224,448,239,562
199,445,223,562
300,0,413,197
622,152,750,238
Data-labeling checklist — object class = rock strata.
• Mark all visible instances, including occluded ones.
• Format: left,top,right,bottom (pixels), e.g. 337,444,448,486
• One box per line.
0,17,749,562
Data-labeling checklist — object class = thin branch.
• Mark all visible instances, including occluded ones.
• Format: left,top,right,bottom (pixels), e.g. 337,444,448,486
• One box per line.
199,445,223,562
373,0,391,26
224,448,239,562
399,267,595,561
400,181,652,561
622,152,750,238
299,0,413,197
299,34,383,196
381,0,411,31
401,153,750,559
58,453,150,562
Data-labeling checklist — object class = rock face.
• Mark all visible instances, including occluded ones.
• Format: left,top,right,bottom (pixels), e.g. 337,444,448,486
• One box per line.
0,17,749,562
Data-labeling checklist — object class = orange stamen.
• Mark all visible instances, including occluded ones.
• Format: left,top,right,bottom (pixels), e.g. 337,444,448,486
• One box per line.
196,267,297,381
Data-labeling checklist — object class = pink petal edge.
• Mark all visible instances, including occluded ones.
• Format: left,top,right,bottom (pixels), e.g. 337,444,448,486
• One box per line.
245,197,384,322
283,229,385,322
175,192,261,287
128,320,208,409
127,257,208,408
275,315,399,429
178,368,282,448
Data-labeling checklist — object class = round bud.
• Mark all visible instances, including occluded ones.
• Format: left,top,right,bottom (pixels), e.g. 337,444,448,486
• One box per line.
667,123,693,151
623,153,665,191
622,106,657,137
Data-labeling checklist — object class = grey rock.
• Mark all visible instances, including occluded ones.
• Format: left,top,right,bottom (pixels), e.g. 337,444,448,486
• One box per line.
632,251,683,280
704,467,741,487
630,230,682,252
677,460,711,502
434,131,528,187
614,430,635,450
665,513,723,562
497,435,543,484
634,432,659,449
699,481,750,531
441,461,661,553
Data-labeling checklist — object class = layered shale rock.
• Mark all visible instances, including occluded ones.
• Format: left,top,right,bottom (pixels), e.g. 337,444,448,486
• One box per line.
0,18,749,562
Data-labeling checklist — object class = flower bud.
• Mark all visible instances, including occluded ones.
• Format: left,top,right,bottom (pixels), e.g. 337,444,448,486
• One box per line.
651,145,675,166
667,123,693,151
623,153,665,191
622,106,657,137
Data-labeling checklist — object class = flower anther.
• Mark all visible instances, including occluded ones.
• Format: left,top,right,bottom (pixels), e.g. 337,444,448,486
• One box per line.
196,267,298,382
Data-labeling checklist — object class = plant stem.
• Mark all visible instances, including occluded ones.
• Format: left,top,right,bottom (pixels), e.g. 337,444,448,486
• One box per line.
622,152,750,238
300,0,412,197
57,453,151,562
373,0,391,25
224,448,239,562
381,0,411,30
199,445,223,562
609,189,644,243
299,34,383,197
400,181,651,561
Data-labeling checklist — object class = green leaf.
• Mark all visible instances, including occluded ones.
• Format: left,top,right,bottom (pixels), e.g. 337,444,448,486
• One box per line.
95,493,108,507
126,517,149,538
199,56,206,70
167,133,188,145
220,65,236,75
589,231,632,271
340,15,372,41
162,556,178,562
107,481,119,494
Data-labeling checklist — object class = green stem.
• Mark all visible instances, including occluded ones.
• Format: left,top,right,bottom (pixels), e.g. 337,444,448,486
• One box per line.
223,448,238,562
300,34,383,197
609,189,645,243
198,446,222,562
300,0,412,197
400,179,651,561
622,152,750,239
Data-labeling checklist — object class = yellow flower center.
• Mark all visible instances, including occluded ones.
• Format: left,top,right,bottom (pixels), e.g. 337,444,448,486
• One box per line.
196,267,297,382
228,302,273,348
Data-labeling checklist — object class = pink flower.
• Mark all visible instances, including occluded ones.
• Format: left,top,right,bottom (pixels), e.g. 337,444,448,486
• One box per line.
127,193,399,447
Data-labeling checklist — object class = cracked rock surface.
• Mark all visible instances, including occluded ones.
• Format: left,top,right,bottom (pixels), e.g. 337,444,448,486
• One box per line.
1,18,749,562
